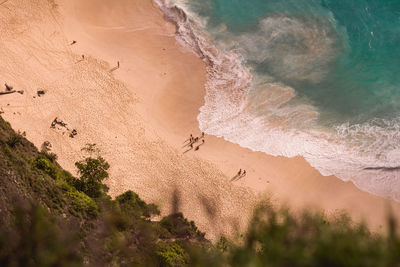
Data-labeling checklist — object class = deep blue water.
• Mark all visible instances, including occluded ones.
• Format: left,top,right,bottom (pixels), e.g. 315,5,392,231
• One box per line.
187,0,400,125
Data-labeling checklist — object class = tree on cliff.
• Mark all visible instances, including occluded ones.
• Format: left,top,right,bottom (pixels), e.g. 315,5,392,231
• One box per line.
74,156,110,198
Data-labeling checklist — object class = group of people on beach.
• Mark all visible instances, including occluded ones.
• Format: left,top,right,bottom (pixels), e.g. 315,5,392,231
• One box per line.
183,133,248,179
183,132,205,153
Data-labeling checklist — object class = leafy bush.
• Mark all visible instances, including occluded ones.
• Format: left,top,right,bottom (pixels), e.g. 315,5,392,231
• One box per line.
6,133,23,148
32,155,72,182
219,203,400,267
33,156,59,179
160,213,204,239
156,242,189,267
65,189,98,217
116,190,160,218
39,150,58,162
75,157,110,198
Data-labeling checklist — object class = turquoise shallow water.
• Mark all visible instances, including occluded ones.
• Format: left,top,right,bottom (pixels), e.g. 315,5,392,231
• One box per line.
189,0,400,125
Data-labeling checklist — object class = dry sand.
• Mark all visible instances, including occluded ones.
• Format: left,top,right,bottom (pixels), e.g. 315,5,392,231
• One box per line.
0,0,399,240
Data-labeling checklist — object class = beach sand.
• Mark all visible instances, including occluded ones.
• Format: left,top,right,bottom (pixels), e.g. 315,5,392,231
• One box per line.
0,0,399,240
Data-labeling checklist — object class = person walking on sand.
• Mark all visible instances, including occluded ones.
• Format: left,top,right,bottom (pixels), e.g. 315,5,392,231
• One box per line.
238,169,242,176
184,134,193,144
82,54,85,60
201,132,205,138
242,170,246,176
117,61,120,68
195,139,205,152
70,40,77,45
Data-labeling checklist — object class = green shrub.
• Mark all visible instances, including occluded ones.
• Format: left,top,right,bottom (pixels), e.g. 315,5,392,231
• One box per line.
66,190,98,217
75,157,110,198
33,156,59,179
6,133,23,148
222,203,394,267
156,242,188,267
39,150,58,162
32,155,72,182
60,169,74,183
116,190,160,218
160,213,204,239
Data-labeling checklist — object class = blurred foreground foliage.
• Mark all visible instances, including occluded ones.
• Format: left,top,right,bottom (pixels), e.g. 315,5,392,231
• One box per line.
0,116,400,266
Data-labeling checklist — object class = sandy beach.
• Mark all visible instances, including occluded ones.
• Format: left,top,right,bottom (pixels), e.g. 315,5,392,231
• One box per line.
0,0,399,240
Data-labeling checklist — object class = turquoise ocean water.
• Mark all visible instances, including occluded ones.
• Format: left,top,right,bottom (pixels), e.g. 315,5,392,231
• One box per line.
156,0,400,200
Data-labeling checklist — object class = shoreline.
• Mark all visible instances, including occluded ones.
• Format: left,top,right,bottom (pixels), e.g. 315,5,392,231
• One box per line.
61,0,400,228
1,0,400,240
157,0,400,203
60,0,400,228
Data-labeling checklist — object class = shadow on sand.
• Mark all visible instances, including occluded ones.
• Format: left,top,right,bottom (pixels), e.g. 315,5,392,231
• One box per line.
231,173,246,182
183,147,193,154
109,66,119,73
